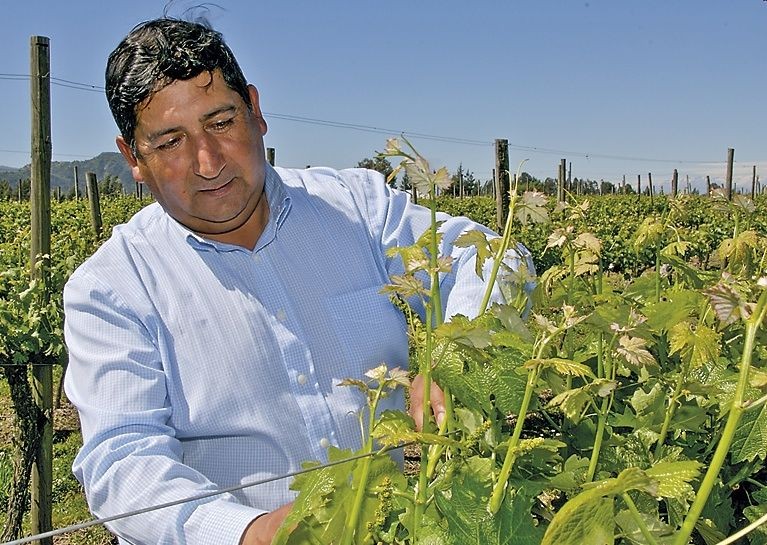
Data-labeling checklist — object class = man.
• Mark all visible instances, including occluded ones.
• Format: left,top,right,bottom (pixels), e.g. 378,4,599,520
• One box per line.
64,17,532,545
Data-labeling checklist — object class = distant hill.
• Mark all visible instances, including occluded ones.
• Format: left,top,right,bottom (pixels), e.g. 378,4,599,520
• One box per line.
0,152,134,192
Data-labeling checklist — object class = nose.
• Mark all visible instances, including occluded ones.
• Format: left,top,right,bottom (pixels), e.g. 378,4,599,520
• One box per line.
193,132,226,179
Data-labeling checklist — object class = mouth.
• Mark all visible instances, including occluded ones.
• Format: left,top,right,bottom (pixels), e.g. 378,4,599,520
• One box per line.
200,178,234,195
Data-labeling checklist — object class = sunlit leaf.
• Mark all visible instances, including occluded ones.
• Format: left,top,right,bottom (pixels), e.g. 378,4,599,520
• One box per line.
645,460,703,499
668,321,721,369
515,191,549,226
616,335,657,370
704,276,754,325
731,400,767,462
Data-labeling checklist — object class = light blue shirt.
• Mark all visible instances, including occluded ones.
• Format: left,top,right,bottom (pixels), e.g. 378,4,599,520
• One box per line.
64,165,531,545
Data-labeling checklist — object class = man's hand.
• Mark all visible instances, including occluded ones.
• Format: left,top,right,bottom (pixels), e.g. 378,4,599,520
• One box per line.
240,503,293,545
408,374,446,432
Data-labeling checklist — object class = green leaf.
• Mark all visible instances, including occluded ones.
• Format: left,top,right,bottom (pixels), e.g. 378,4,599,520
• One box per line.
435,315,493,349
643,290,700,332
548,379,617,423
455,229,494,280
644,461,703,499
433,345,528,417
731,399,767,462
370,410,460,449
515,191,549,226
629,383,666,430
433,457,544,545
668,321,721,369
525,357,596,379
541,496,614,545
614,509,676,545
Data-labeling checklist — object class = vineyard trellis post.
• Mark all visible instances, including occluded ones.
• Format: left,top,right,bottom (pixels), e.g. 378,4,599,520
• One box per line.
29,34,54,545
86,171,102,238
671,168,678,198
726,147,734,200
752,165,757,200
494,139,509,232
557,159,565,203
267,147,275,166
648,172,654,205
72,165,79,200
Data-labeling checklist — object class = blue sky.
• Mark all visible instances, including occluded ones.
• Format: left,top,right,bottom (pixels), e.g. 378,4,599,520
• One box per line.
1,1,765,193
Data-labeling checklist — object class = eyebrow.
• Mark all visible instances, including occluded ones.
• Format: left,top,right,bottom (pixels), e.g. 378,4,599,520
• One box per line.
144,105,239,143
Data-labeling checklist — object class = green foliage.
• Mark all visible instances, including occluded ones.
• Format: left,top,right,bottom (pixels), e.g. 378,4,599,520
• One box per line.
276,160,767,544
0,195,144,542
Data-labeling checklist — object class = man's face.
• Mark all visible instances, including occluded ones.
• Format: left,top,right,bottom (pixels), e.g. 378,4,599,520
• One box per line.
117,70,269,247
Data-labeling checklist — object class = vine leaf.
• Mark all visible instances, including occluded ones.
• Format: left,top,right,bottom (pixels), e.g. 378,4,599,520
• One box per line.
644,461,703,499
548,379,617,423
433,457,544,545
515,191,549,226
668,321,721,369
433,345,528,417
454,229,494,280
370,410,459,448
542,467,658,545
731,400,767,463
616,335,657,370
704,275,754,325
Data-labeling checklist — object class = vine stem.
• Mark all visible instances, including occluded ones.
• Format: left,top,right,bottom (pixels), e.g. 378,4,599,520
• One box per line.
585,396,611,483
622,493,659,545
672,290,767,545
413,182,444,541
339,388,381,545
479,162,525,315
487,365,539,514
654,363,687,459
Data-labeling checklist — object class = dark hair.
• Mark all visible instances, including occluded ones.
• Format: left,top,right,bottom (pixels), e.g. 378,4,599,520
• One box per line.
105,18,251,152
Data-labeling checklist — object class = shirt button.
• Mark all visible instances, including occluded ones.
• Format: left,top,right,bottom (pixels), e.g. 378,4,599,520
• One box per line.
253,253,262,263
297,374,308,385
319,438,330,449
276,309,287,322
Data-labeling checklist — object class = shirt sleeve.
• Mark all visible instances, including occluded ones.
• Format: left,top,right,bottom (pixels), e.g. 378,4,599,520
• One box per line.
63,269,263,545
338,168,535,321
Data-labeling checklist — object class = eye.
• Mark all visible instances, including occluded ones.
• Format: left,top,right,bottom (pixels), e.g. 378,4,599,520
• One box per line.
156,135,183,151
209,117,235,132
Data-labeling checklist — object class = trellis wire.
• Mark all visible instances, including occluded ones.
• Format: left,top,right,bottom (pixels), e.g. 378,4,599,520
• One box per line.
0,443,408,545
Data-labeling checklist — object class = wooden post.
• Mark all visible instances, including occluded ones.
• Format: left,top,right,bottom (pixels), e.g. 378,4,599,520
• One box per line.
726,147,734,200
706,175,711,195
671,169,678,197
636,174,641,198
86,172,102,237
73,165,79,200
267,147,275,166
494,139,509,232
648,172,654,205
30,34,53,545
557,159,566,203
752,165,757,200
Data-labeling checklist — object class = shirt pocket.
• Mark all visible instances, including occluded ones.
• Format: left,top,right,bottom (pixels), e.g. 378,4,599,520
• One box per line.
324,285,409,377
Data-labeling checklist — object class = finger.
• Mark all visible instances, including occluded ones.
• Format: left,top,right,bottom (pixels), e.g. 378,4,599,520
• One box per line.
409,374,425,431
430,380,446,428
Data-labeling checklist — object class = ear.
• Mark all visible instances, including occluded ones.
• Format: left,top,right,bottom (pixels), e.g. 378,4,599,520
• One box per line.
247,84,268,136
116,135,145,183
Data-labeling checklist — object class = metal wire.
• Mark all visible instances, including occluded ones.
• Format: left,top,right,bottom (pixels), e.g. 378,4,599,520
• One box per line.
0,443,408,545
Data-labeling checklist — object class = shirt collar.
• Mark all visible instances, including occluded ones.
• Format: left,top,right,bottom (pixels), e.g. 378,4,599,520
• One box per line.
181,162,293,253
